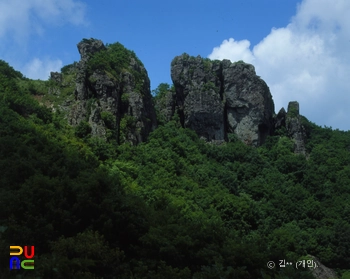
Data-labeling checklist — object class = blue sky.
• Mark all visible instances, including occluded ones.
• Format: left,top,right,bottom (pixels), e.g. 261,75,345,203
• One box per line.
1,0,350,131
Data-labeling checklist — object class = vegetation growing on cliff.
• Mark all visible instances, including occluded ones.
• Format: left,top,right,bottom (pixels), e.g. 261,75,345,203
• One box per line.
87,42,146,92
1,60,350,279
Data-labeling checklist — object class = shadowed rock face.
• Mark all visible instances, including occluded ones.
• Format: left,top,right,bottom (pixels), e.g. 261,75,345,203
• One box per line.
68,38,156,144
171,55,224,141
170,54,275,146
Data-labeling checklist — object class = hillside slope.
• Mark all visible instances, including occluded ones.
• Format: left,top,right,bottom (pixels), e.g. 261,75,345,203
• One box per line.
0,44,350,278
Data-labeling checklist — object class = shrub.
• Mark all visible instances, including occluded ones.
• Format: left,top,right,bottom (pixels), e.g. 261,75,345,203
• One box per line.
75,121,92,138
101,111,116,129
87,42,146,88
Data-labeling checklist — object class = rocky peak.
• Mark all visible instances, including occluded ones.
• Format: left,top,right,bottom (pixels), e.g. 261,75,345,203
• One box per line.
286,101,306,155
77,38,106,63
287,101,300,118
274,107,287,130
66,38,156,145
170,54,274,146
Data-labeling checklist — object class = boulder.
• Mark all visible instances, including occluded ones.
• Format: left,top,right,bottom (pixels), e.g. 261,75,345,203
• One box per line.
171,54,224,142
222,60,274,146
170,54,274,146
307,255,338,279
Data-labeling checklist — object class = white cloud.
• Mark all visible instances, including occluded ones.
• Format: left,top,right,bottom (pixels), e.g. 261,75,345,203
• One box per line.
0,0,86,42
208,0,350,131
23,58,63,80
209,38,255,64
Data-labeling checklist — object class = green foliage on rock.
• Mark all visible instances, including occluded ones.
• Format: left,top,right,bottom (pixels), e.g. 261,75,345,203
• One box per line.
61,62,77,75
152,82,175,125
75,120,92,138
101,111,116,130
152,82,171,99
288,104,299,118
87,42,146,92
234,60,245,65
100,111,118,144
119,115,137,143
203,58,212,72
202,81,216,92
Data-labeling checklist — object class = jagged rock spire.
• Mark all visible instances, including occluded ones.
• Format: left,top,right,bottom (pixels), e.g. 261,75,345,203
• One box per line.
286,101,306,155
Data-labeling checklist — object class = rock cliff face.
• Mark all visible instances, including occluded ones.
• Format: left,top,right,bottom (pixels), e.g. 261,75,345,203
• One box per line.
170,54,275,146
66,38,156,144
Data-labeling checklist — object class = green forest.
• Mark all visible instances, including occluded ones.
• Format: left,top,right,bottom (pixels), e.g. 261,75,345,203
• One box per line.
0,50,350,279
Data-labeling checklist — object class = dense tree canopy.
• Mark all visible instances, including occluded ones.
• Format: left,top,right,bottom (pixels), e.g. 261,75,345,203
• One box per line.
0,60,350,278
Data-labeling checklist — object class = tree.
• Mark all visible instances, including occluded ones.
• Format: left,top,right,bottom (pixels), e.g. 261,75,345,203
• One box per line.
152,83,171,98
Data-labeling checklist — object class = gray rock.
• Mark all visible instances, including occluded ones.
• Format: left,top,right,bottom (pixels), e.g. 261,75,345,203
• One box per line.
286,101,306,154
154,89,176,123
50,72,62,84
171,54,225,142
170,54,274,146
77,38,106,63
274,107,287,130
119,67,156,144
74,39,106,101
307,255,338,279
66,38,156,144
48,87,61,95
89,71,119,115
89,107,107,139
75,59,88,101
68,100,87,126
48,72,63,96
222,61,274,146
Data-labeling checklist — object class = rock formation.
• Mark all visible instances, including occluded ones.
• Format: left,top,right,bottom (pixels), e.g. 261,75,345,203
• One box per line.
50,72,62,84
154,89,176,124
308,255,338,279
286,101,306,155
53,42,308,151
170,54,275,146
65,38,156,144
222,60,275,146
274,107,286,130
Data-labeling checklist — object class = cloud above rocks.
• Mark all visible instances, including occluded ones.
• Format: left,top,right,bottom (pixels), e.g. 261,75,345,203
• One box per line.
0,0,86,80
0,0,87,42
208,0,350,130
23,58,63,80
